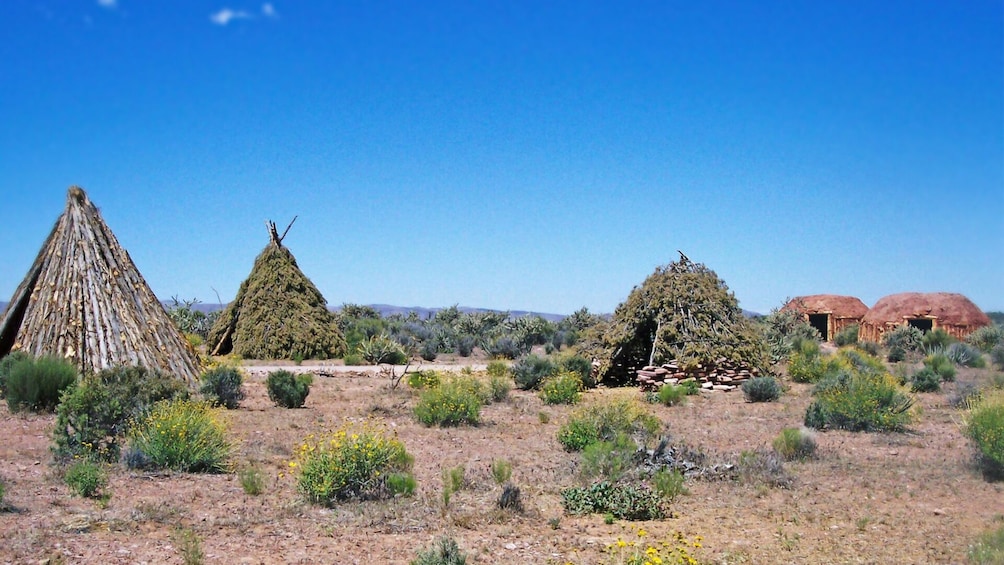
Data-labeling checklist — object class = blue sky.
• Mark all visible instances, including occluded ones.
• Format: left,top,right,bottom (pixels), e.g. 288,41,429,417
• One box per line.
1,1,1001,315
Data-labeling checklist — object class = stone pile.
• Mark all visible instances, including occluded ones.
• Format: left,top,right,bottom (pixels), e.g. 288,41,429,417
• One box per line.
635,357,761,392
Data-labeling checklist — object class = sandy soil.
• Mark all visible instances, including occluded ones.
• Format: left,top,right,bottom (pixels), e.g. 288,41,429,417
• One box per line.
1,362,1001,564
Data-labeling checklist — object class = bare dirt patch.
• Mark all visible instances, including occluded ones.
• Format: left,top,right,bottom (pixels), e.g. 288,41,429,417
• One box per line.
1,363,1001,564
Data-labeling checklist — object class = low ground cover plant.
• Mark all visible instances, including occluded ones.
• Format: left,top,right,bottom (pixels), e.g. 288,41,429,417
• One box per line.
199,366,245,409
968,524,1004,565
742,376,782,402
411,536,466,565
64,460,108,498
294,423,414,504
964,390,1004,480
53,365,188,462
910,367,942,393
558,399,661,452
4,355,77,412
561,481,666,521
539,371,583,405
266,370,312,408
414,375,485,426
804,350,913,432
653,383,688,406
127,399,231,473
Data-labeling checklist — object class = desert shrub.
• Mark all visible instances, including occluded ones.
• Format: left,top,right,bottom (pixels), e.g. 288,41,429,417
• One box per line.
887,346,907,363
924,353,957,382
772,427,817,461
834,324,859,347
580,433,636,481
679,379,701,396
760,306,822,365
483,336,524,360
742,376,782,403
199,366,244,410
411,536,466,565
127,399,231,473
910,367,942,393
0,350,31,398
561,481,665,521
406,370,441,389
736,449,792,488
558,354,595,388
420,340,438,362
441,464,466,507
964,390,1004,480
490,459,512,485
455,335,476,357
858,340,880,357
498,483,523,512
654,383,688,406
266,370,312,408
539,372,582,405
922,328,955,352
239,466,265,495
358,334,408,365
883,325,923,354
386,472,417,497
558,399,661,452
5,355,77,412
487,372,512,403
787,339,827,383
486,360,508,379
172,527,204,565
804,361,913,432
967,325,1004,353
651,467,688,502
64,460,108,498
968,524,1004,564
295,424,414,504
946,342,986,368
993,345,1004,371
511,354,556,390
414,377,483,426
53,365,188,462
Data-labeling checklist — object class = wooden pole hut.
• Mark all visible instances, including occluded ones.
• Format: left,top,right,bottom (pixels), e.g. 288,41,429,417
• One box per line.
860,292,991,342
0,186,201,384
783,295,868,342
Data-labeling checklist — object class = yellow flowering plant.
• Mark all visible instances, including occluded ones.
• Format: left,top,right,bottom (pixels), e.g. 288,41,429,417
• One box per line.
127,399,231,473
605,529,704,565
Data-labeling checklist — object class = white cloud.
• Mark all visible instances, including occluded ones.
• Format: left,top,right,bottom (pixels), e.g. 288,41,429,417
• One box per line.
262,3,277,18
97,0,117,8
210,8,252,26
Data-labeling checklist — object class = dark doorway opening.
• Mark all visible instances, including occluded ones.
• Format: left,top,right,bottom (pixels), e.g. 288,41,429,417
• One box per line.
907,318,934,333
808,313,829,341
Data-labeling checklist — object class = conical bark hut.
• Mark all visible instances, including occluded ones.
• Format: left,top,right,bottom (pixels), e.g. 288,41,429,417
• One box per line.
206,219,346,360
0,186,201,384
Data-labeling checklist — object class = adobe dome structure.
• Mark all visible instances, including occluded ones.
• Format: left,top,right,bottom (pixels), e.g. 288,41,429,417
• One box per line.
783,294,869,342
860,292,990,342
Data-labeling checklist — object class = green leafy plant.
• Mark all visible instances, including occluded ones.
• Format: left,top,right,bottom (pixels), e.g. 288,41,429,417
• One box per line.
655,383,687,406
558,354,595,388
386,472,417,497
922,328,955,352
910,367,942,393
510,354,556,390
558,399,661,452
580,433,636,481
487,372,512,403
787,339,828,383
490,459,512,486
199,366,245,410
742,376,782,403
804,351,914,432
294,423,414,504
964,390,1004,480
967,325,1004,353
406,370,441,389
414,377,483,427
561,481,665,521
772,427,817,461
64,460,108,498
127,399,231,473
266,370,312,408
411,536,467,565
0,350,30,398
358,334,408,365
239,466,265,495
883,325,923,354
924,353,957,382
651,467,688,502
172,527,205,565
539,371,583,405
441,464,465,507
53,365,189,462
968,524,1004,564
4,355,77,412
834,324,859,347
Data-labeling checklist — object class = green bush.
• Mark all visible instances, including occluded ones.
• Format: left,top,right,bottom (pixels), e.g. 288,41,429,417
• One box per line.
358,334,408,365
406,370,441,389
968,524,1004,564
266,370,312,408
490,459,512,486
742,376,782,403
483,337,524,360
561,481,665,521
5,355,77,412
53,365,188,462
539,372,582,405
924,353,957,382
580,433,636,481
858,341,880,357
887,346,907,363
558,399,661,452
486,360,509,379
834,324,859,347
64,460,107,498
910,367,941,393
295,424,414,504
487,372,512,403
127,399,231,473
386,472,417,497
787,340,827,383
651,467,688,502
511,354,556,390
883,325,923,353
414,377,483,426
967,325,1004,353
804,357,914,432
772,427,817,461
411,536,467,565
558,354,595,388
655,383,687,406
239,466,265,495
455,335,476,357
964,390,1004,479
946,342,986,368
199,366,245,410
0,350,31,398
922,328,955,352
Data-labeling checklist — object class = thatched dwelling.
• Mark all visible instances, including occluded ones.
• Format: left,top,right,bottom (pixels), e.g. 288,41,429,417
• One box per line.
206,220,346,360
783,294,868,341
585,253,769,385
0,187,201,384
860,292,990,342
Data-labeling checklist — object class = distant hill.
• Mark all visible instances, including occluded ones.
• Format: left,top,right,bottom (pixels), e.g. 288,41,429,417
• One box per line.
154,301,566,321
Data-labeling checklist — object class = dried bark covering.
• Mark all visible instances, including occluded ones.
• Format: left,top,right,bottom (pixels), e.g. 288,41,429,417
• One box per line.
589,255,769,385
0,186,201,384
783,295,868,319
207,241,345,360
861,292,991,341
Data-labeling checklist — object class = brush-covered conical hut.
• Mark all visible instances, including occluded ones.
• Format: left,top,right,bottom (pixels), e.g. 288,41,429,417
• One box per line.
207,219,346,360
587,253,769,385
0,186,201,384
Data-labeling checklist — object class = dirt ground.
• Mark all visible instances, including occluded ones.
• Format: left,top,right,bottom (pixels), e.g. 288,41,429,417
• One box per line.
1,360,1001,564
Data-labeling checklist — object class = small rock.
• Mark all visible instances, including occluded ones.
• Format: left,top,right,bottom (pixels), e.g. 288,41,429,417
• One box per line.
504,543,517,550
